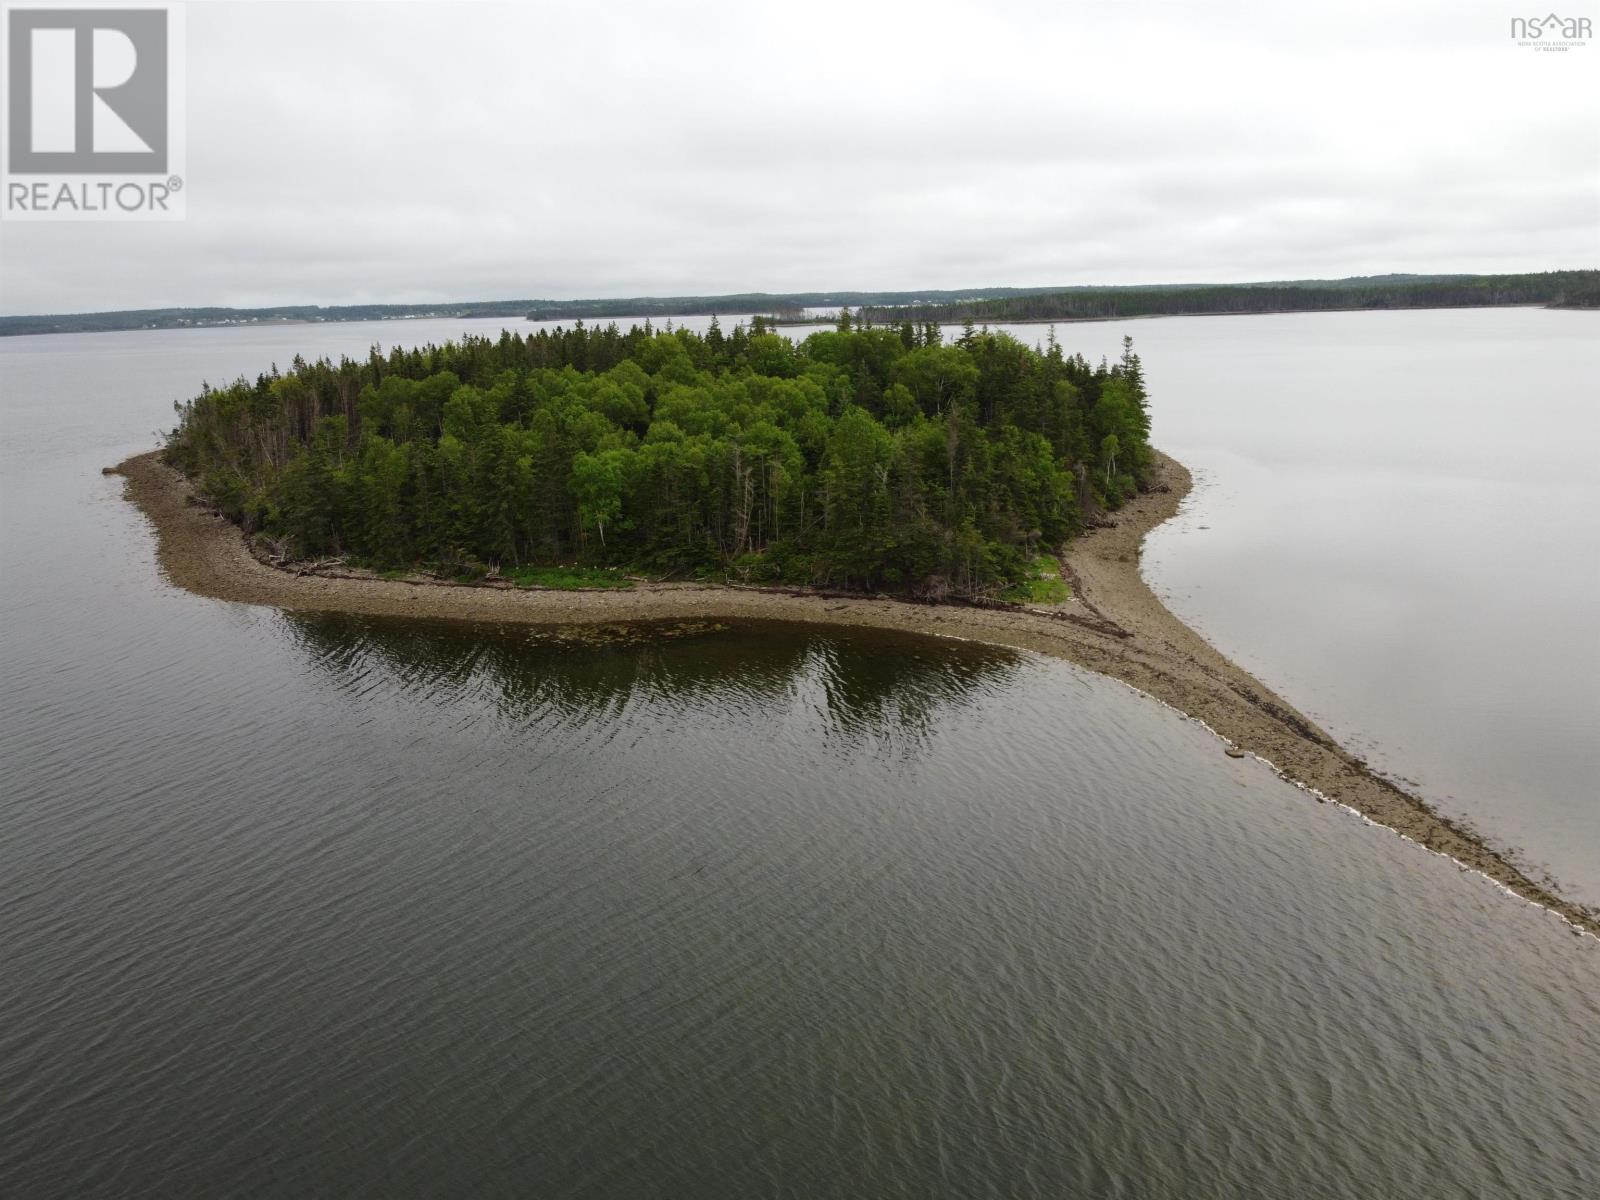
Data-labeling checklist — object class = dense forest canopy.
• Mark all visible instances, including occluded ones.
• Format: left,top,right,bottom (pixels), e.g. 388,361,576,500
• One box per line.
163,315,1154,598
858,270,1600,324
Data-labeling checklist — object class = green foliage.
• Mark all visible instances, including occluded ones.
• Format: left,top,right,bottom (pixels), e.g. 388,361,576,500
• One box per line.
164,319,1156,598
1001,555,1071,605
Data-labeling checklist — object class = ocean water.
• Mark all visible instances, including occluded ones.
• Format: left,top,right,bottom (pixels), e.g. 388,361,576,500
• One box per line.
2,315,1597,1197
954,308,1600,907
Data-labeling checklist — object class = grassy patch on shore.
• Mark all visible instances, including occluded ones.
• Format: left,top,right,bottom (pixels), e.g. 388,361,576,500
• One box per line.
506,565,635,591
1001,555,1070,605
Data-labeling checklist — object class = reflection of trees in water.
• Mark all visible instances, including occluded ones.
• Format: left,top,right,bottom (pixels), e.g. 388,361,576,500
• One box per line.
798,634,1022,755
277,612,1025,753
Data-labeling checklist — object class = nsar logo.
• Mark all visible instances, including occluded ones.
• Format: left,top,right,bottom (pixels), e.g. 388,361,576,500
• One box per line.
1510,12,1592,50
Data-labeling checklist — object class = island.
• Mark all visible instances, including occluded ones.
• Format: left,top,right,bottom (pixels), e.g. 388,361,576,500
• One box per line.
118,314,1599,938
159,315,1155,599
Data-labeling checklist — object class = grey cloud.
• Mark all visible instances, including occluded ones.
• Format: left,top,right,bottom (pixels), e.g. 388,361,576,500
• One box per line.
1,0,1594,314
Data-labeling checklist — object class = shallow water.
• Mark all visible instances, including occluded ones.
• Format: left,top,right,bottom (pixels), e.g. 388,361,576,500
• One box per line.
947,308,1600,906
2,317,1598,1197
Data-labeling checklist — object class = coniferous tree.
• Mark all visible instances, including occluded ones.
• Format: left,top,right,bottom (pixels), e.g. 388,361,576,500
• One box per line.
165,322,1157,598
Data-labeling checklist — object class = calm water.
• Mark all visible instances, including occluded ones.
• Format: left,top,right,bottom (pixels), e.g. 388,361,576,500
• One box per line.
2,316,1598,1197
951,309,1600,907
791,308,1600,906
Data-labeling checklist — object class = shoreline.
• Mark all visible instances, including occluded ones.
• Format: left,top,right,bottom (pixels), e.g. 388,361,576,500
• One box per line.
114,448,1599,938
9,301,1592,340
827,303,1567,328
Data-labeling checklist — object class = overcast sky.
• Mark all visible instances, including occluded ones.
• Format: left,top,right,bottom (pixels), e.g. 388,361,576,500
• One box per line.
1,0,1596,314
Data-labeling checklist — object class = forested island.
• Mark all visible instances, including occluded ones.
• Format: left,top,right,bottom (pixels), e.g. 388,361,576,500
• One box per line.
163,316,1152,599
124,309,1600,936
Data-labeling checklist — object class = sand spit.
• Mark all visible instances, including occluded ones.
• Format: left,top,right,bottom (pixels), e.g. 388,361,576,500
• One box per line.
115,448,1598,937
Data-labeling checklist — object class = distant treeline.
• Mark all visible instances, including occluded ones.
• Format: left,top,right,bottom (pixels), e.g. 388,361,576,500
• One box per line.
1548,282,1600,309
859,271,1600,324
163,315,1153,598
521,287,1080,321
0,287,1090,336
11,271,1594,337
0,301,537,338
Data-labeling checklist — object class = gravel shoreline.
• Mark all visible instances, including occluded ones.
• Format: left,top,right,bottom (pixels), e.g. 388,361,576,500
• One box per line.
115,448,1598,937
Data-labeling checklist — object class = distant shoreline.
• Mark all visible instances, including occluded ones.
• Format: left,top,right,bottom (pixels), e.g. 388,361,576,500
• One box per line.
4,300,1587,340
9,300,1593,339
115,448,1599,938
10,267,1596,336
775,302,1580,327
9,300,1587,339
